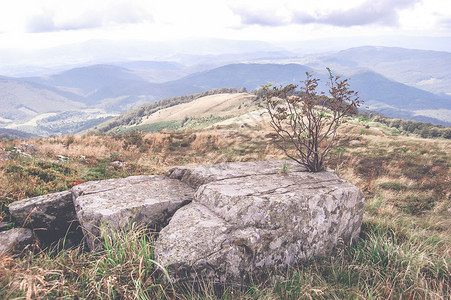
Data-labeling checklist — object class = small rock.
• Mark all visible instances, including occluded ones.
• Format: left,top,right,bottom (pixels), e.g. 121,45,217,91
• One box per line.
18,144,39,155
0,150,11,160
8,191,82,246
111,160,127,168
0,228,34,254
57,155,68,162
0,222,10,231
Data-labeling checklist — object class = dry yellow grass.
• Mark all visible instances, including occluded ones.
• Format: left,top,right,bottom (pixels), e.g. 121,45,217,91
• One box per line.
137,93,257,126
0,121,450,299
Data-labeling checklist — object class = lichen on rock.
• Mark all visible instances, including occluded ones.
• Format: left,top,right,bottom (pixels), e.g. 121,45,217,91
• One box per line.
156,162,365,284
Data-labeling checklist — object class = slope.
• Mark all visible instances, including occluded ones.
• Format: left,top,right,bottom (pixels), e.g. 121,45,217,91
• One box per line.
170,63,450,125
0,77,86,125
24,64,149,99
310,46,451,95
171,63,313,91
350,70,451,125
94,88,251,133
138,92,257,124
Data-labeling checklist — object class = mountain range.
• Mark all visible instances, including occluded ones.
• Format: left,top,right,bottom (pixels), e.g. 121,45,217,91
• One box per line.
303,46,451,96
0,45,450,136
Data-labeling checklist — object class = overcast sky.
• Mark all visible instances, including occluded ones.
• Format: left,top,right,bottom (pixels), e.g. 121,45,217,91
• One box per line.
0,0,450,50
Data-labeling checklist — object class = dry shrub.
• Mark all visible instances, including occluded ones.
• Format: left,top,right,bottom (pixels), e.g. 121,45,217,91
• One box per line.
191,132,222,152
144,132,171,151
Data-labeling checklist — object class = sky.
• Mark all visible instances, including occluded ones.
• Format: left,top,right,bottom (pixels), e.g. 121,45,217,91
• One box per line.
0,0,450,51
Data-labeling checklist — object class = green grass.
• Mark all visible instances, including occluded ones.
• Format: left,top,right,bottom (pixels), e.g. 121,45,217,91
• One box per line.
117,120,182,134
183,116,233,130
115,116,234,134
0,153,152,223
2,219,448,299
0,223,172,299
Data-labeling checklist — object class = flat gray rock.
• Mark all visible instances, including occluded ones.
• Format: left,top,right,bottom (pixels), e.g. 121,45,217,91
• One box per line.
169,160,305,189
72,175,195,250
8,191,80,245
0,228,34,254
156,168,365,283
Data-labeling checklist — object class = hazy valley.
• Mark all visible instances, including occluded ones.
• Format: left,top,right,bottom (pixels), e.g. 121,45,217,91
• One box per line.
1,44,450,137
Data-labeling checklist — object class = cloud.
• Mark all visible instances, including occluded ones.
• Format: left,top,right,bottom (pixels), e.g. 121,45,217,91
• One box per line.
439,17,451,30
230,0,422,27
27,11,57,33
25,1,153,33
27,10,103,32
293,0,422,27
227,0,294,27
231,5,288,26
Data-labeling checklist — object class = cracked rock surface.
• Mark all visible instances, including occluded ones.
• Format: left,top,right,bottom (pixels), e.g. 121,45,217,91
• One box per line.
72,175,195,250
169,160,305,189
156,163,365,284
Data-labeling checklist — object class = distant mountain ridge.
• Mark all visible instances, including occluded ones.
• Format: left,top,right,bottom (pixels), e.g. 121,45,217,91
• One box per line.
0,128,39,139
305,46,451,96
0,76,85,123
170,63,312,91
164,63,451,125
26,64,145,97
0,46,450,135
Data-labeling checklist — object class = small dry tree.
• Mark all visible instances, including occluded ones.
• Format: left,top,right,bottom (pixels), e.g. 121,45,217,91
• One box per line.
263,68,362,172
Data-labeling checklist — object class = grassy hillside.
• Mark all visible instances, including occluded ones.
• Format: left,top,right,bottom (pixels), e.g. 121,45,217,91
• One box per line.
93,87,248,133
0,115,449,298
0,77,86,123
95,90,451,140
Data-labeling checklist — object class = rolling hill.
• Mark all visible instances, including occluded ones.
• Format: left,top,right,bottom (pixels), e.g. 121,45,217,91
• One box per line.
93,89,451,136
24,64,151,100
305,46,451,96
1,46,450,135
347,70,451,125
0,128,39,139
0,76,86,126
170,63,313,91
167,63,451,125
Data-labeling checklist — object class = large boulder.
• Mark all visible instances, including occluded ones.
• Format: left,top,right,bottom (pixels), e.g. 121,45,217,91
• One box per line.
72,175,195,250
0,228,34,254
156,166,365,284
8,191,82,246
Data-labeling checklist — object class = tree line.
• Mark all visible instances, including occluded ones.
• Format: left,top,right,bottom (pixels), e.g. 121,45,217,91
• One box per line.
359,112,451,139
